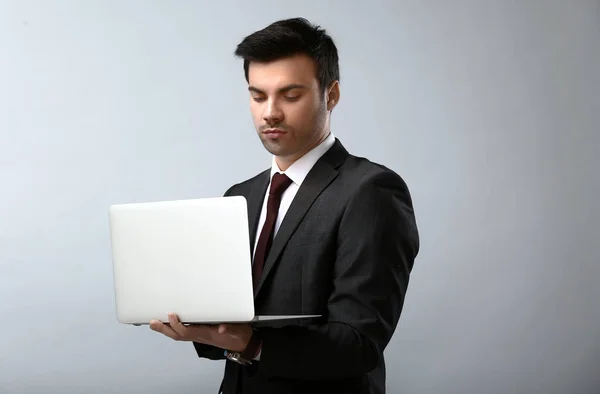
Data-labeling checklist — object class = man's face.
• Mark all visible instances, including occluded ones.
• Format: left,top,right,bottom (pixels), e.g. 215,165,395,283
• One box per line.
247,54,336,169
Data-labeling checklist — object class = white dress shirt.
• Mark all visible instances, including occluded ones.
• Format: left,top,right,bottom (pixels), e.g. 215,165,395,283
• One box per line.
251,131,335,360
252,131,336,257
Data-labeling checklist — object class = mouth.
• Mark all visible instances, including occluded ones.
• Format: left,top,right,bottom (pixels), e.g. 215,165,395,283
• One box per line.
262,128,286,140
263,129,285,137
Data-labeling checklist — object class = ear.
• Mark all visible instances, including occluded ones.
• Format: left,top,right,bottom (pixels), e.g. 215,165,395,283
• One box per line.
326,81,340,111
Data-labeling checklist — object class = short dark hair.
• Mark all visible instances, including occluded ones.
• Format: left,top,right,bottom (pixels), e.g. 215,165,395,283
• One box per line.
234,17,340,94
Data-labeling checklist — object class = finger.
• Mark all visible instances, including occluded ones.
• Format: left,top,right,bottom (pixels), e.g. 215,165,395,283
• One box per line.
168,313,195,339
149,319,181,340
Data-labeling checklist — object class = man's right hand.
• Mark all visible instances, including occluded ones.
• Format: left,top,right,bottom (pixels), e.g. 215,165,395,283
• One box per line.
149,312,255,354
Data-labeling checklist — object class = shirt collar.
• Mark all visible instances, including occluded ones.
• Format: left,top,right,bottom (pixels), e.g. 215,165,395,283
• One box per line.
270,131,335,186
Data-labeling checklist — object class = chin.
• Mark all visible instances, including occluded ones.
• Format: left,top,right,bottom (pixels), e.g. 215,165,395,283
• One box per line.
259,137,286,155
262,144,288,157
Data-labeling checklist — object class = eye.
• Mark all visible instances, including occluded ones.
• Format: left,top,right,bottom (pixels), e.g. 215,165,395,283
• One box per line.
252,96,266,103
285,95,300,102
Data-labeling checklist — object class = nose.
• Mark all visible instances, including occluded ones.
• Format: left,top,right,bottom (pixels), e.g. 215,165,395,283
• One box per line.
263,98,283,125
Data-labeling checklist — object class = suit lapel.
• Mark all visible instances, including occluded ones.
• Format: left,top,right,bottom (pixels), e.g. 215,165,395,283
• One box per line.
254,139,349,297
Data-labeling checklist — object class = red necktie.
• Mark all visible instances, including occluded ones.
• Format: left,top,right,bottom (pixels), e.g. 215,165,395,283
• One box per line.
252,173,293,289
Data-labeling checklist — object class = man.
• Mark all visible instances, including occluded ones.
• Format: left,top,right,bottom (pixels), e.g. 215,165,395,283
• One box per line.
149,17,419,394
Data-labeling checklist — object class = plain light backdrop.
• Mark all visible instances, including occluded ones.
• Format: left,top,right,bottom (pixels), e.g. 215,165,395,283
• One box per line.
1,1,599,393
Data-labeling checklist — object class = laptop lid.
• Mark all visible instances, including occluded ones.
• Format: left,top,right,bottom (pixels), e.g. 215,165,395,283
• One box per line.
109,196,257,325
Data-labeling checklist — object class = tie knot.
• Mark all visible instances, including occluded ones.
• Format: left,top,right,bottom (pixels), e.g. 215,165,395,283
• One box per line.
269,173,292,197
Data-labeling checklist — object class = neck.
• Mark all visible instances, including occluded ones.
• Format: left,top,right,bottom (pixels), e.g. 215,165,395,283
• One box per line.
275,130,330,171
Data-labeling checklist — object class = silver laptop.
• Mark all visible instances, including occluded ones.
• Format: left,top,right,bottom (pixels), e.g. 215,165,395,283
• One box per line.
108,195,319,326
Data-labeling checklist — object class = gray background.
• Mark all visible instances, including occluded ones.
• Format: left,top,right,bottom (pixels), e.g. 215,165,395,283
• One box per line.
1,1,599,393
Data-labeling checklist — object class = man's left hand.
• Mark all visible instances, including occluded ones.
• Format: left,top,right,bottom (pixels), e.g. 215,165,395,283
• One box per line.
149,313,254,353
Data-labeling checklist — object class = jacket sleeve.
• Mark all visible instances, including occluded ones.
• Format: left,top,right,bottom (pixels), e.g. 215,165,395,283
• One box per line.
192,341,226,360
256,171,420,379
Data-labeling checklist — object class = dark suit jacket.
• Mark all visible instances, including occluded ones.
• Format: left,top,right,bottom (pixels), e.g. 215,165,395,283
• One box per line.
193,138,419,394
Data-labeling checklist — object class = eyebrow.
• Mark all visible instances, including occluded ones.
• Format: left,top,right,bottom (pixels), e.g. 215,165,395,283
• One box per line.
248,83,309,94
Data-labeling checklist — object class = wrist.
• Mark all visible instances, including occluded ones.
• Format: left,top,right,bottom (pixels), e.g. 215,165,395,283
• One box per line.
225,329,261,365
240,329,261,358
